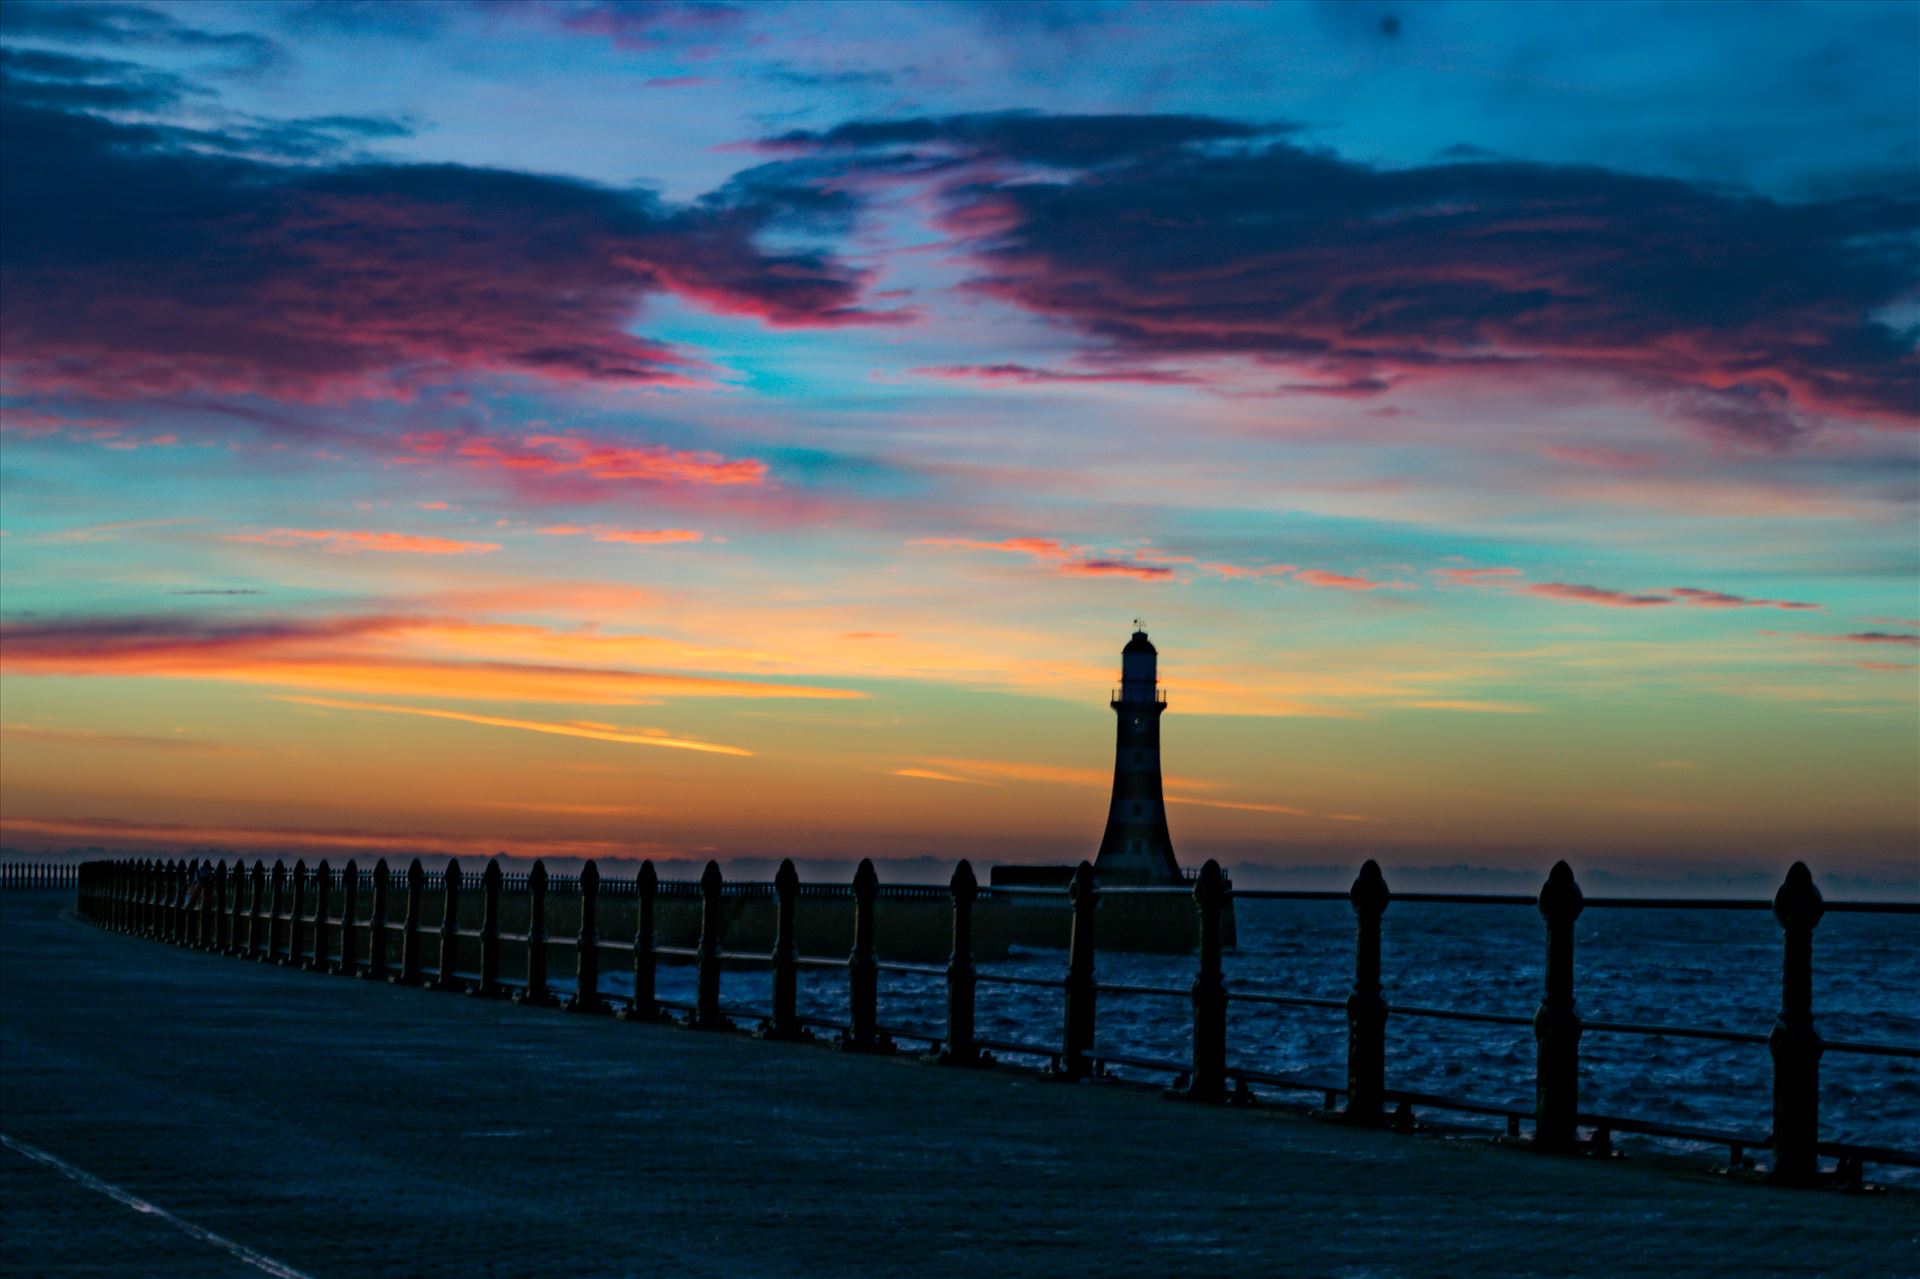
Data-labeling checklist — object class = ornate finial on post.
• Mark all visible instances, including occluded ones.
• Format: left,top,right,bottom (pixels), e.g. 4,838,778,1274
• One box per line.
307,859,332,972
363,858,389,980
1768,861,1826,1185
1184,859,1229,1102
940,859,985,1066
284,859,308,967
474,858,503,998
763,859,802,1040
1533,860,1585,1152
336,859,359,976
1060,861,1099,1081
396,858,425,985
433,860,464,991
569,860,605,1013
1345,860,1391,1124
620,861,660,1022
693,860,730,1029
840,859,889,1052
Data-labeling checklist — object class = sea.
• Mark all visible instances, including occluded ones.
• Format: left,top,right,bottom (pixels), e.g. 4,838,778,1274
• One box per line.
621,899,1920,1183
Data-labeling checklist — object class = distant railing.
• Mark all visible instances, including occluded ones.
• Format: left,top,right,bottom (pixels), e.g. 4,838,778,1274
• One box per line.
1,863,78,890
69,854,1918,1188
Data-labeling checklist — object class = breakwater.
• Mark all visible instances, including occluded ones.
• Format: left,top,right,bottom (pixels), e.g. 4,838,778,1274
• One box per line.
70,854,1919,1188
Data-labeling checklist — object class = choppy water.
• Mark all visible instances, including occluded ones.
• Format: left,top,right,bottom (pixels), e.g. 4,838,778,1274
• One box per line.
609,900,1918,1181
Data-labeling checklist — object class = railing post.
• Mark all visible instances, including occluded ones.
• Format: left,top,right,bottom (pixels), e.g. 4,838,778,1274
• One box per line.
336,859,359,976
1185,859,1229,1102
1345,859,1391,1124
474,858,503,998
307,859,332,972
569,861,605,1013
363,858,390,980
1768,862,1826,1185
434,860,464,992
516,860,552,1006
247,860,266,952
939,860,987,1066
226,860,245,954
1061,860,1098,1080
693,860,730,1029
396,858,424,985
762,859,802,1040
163,859,175,942
207,859,224,950
200,859,219,950
1533,860,1585,1152
841,859,889,1052
283,859,308,966
264,861,286,961
144,859,158,936
619,862,660,1023
186,859,201,947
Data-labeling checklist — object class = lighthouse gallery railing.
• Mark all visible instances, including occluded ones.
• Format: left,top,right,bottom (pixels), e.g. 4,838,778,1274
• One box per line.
71,854,1918,1187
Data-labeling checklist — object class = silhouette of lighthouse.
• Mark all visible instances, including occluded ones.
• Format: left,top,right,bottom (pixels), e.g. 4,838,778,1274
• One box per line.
1093,625,1182,883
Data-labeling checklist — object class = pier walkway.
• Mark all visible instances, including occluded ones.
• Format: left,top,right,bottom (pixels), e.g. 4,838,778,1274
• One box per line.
2,892,1913,1278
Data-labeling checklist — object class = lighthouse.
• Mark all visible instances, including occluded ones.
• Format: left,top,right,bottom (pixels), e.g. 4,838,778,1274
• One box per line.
1093,626,1182,883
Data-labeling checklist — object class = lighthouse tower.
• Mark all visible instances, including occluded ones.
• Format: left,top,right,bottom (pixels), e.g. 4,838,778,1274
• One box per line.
1094,627,1182,883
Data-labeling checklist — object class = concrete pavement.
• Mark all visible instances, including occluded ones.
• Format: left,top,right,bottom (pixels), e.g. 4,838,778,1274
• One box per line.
2,892,1914,1277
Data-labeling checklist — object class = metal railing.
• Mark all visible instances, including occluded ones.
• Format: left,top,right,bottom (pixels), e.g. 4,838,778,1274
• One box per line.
1,862,79,889
70,853,1918,1188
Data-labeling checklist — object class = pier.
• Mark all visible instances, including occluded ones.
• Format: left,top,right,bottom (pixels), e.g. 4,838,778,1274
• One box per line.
3,886,1915,1275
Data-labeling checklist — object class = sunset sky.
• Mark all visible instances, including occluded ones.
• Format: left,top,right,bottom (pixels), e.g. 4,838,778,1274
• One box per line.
2,1,1915,889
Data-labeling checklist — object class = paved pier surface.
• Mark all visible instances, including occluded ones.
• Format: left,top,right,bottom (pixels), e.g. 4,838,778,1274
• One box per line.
3,895,1914,1278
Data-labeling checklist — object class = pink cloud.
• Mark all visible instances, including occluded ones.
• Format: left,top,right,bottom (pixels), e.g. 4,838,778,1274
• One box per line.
400,432,766,487
1668,587,1821,611
1523,582,1675,607
1062,559,1175,580
225,529,501,555
1432,567,1524,586
1294,569,1389,592
587,528,705,546
911,363,1198,386
912,536,1077,559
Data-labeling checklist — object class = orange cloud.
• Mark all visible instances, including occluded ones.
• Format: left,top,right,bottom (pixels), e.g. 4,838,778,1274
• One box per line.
912,536,1077,559
0,814,641,861
540,526,706,545
0,614,866,705
891,767,993,785
1294,569,1389,591
401,431,766,486
227,529,501,555
276,695,753,755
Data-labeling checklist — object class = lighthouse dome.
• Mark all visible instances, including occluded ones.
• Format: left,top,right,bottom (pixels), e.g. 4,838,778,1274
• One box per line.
1123,629,1156,656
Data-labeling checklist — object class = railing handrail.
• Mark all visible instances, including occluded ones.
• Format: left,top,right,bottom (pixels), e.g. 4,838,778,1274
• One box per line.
61,853,1920,1186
